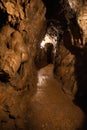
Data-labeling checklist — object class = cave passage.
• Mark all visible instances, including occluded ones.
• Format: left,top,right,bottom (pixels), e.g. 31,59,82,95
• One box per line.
0,0,87,130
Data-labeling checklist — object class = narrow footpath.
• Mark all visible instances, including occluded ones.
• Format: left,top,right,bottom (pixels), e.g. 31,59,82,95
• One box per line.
28,64,85,130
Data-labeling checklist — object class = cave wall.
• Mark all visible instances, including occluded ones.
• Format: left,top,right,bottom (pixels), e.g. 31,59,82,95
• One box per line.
0,0,46,129
0,0,46,91
0,0,87,128
51,0,87,100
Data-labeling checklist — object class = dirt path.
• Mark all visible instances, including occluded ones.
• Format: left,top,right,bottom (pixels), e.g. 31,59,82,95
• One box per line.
28,64,85,130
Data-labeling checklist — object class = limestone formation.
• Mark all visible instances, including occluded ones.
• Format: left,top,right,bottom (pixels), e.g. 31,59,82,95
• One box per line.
53,0,87,100
68,0,87,45
0,0,87,129
0,0,46,91
0,0,46,129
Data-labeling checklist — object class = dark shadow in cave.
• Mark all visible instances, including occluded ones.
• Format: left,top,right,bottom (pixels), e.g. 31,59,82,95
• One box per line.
73,46,87,113
0,70,10,83
69,17,83,46
45,0,87,116
0,9,8,29
61,1,87,114
63,26,87,108
0,10,9,82
45,43,54,64
42,0,68,31
63,15,87,130
35,43,54,69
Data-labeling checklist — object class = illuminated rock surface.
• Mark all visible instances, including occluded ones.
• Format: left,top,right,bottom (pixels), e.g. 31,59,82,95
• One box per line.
0,0,87,129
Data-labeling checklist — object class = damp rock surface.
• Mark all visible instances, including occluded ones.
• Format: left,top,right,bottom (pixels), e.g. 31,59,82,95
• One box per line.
0,0,46,91
0,0,46,129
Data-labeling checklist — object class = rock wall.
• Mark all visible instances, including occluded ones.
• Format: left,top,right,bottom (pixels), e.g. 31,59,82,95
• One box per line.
0,0,46,91
52,0,87,100
0,0,46,129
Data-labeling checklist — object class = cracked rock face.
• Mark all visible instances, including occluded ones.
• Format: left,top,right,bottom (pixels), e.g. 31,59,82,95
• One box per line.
0,0,46,91
0,0,46,129
0,26,28,78
78,3,87,44
50,0,87,100
68,0,87,45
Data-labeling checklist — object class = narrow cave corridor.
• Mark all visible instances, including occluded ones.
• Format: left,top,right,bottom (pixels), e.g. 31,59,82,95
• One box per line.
0,0,87,129
28,64,85,130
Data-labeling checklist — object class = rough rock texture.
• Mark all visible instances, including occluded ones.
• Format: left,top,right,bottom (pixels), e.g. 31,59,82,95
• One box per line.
78,2,87,45
0,0,87,129
68,0,87,44
0,0,46,129
54,44,76,99
52,0,87,101
0,0,46,90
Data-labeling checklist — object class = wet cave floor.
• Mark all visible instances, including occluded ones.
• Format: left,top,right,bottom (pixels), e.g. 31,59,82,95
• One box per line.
0,64,86,130
28,64,86,130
